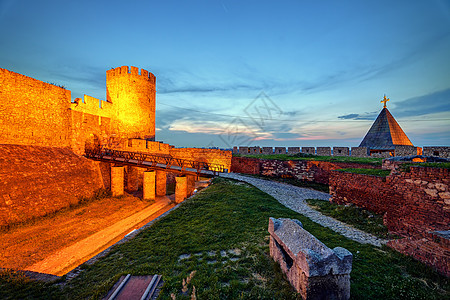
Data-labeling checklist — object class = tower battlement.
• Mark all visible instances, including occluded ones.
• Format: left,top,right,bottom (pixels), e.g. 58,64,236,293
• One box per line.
106,66,156,84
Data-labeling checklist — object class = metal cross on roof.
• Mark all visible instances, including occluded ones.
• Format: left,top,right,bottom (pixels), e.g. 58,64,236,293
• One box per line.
381,95,390,108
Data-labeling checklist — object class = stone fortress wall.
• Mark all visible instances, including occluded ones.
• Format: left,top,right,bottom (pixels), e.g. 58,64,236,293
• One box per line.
233,145,450,158
0,66,231,227
0,68,72,148
0,66,231,169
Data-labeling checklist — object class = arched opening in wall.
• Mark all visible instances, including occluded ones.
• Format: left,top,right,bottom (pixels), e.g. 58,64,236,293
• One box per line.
85,134,101,154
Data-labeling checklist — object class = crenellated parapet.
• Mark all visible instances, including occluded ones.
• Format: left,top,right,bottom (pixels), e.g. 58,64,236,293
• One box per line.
235,145,448,158
106,66,156,85
106,65,156,140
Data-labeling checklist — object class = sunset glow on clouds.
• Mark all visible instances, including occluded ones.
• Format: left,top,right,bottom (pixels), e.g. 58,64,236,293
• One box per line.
1,0,449,148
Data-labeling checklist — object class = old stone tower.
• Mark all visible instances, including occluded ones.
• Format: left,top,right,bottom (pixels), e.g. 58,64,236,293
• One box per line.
106,66,156,141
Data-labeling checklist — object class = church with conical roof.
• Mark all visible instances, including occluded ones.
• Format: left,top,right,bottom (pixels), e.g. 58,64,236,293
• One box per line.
359,96,414,156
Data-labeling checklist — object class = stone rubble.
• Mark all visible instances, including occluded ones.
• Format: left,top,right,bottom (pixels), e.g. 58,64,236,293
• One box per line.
220,173,388,247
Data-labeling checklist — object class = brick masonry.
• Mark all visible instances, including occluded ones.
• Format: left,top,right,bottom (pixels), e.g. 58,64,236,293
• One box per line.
387,231,449,277
329,167,449,236
230,157,379,185
329,167,449,276
0,145,104,227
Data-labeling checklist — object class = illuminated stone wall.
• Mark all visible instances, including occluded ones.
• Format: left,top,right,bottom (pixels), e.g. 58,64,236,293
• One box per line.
0,66,156,153
0,145,104,228
169,148,232,171
106,66,156,140
0,68,72,147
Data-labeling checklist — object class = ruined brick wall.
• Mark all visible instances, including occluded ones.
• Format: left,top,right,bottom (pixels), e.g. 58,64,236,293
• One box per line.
230,157,379,184
230,157,261,174
169,148,232,171
0,68,72,147
329,167,449,236
387,231,449,277
0,145,104,227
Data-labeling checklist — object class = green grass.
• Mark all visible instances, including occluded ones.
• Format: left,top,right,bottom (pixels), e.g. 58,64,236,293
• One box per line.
0,178,448,299
234,153,382,165
305,199,392,239
400,162,450,172
336,168,391,177
246,173,329,193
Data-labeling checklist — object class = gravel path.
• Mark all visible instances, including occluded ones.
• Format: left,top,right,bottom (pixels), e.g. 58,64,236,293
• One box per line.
220,173,388,247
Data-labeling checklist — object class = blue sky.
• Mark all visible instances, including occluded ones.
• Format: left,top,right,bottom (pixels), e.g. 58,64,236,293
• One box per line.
1,0,449,148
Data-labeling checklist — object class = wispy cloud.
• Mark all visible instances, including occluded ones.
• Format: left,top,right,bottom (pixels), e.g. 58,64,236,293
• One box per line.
337,111,378,120
395,88,450,118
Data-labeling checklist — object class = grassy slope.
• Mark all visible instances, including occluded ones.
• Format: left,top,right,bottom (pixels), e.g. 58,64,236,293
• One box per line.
305,199,390,238
1,178,448,299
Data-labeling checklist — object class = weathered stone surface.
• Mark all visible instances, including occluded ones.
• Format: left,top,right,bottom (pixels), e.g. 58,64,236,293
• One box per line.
423,146,450,158
111,166,124,197
435,183,448,192
316,147,331,156
143,171,156,200
269,217,352,299
175,176,187,203
262,147,274,155
388,230,450,277
156,170,167,196
351,147,368,157
424,189,438,197
439,192,450,199
287,147,301,155
333,147,349,156
275,147,286,154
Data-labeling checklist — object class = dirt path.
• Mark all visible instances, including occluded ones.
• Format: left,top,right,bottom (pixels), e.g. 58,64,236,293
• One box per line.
26,198,173,276
0,195,174,275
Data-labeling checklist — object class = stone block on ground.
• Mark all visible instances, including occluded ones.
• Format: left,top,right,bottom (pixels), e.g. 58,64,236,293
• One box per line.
268,217,352,300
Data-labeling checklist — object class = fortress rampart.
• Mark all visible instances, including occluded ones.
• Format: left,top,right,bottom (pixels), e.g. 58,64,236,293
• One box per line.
0,68,72,148
0,66,157,154
0,66,232,227
105,66,156,140
233,145,449,158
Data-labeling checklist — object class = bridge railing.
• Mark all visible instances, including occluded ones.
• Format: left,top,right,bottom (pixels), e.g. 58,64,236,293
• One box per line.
85,147,227,174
